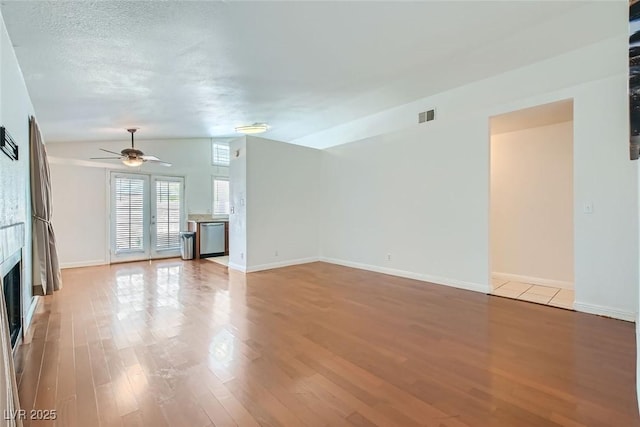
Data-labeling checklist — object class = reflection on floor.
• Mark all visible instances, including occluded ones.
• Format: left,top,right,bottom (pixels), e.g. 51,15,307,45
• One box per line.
205,255,229,267
491,278,574,309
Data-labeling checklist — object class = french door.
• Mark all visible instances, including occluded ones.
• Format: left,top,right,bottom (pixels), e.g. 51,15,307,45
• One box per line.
110,172,185,263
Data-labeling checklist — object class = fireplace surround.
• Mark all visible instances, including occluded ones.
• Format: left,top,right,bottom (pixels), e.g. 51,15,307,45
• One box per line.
0,223,24,351
1,251,21,349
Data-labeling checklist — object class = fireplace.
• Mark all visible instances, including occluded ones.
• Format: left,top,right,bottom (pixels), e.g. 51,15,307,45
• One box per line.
1,252,21,348
0,223,25,351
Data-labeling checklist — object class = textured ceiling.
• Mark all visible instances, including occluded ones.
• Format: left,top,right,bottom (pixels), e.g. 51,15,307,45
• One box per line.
0,1,623,145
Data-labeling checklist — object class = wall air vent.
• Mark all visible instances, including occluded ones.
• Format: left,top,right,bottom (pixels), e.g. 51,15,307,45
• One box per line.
418,109,436,124
0,127,18,161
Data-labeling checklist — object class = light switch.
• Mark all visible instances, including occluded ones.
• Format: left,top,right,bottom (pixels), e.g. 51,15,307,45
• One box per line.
583,202,594,214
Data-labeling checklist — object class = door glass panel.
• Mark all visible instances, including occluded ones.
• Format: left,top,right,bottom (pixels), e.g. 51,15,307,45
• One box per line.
155,179,182,251
114,176,146,253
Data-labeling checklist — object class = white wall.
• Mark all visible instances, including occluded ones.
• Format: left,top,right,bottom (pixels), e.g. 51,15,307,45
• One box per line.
245,136,321,271
46,137,230,267
49,164,108,268
228,137,247,271
321,114,490,292
490,121,574,287
315,29,637,319
637,165,640,412
0,11,37,330
571,73,638,321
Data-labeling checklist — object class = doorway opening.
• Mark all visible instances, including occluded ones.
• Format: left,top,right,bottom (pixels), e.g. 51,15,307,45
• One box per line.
489,99,574,309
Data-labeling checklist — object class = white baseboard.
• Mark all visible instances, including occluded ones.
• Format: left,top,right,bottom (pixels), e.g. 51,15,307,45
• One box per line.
60,259,107,269
574,301,636,322
320,257,490,294
492,272,573,290
246,257,320,273
24,295,40,336
227,262,247,273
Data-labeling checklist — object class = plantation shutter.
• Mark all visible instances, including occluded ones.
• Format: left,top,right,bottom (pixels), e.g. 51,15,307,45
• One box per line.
115,176,145,253
155,179,182,250
213,178,230,215
212,142,230,166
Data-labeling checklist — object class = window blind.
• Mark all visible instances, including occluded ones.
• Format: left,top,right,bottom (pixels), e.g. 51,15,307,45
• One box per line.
213,178,230,215
115,177,145,253
155,180,182,250
212,142,230,166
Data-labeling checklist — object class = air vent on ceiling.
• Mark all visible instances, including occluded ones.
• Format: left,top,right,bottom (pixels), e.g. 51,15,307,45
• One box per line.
418,109,435,124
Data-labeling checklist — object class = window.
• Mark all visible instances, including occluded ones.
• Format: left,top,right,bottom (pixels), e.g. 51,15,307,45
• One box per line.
212,142,230,166
213,177,230,215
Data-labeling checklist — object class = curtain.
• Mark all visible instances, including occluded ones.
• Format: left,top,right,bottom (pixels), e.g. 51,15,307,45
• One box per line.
0,275,22,427
29,116,61,296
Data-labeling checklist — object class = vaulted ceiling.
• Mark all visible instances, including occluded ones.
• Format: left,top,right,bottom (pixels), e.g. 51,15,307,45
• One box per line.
0,1,623,145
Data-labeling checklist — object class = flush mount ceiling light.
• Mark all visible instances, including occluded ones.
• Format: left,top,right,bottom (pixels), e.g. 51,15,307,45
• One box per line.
234,123,270,134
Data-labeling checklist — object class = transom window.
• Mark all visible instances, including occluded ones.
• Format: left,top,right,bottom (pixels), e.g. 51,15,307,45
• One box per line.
212,142,230,166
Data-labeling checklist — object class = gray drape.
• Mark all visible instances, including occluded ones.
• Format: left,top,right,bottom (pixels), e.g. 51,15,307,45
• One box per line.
29,116,61,296
0,275,22,427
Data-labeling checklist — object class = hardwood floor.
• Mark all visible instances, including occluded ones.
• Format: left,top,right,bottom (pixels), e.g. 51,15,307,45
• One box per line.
14,259,640,426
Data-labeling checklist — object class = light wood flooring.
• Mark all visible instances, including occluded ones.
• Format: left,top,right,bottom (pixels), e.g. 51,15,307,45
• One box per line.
14,259,640,426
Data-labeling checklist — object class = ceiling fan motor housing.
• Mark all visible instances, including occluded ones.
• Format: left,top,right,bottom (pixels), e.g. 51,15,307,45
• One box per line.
121,148,144,158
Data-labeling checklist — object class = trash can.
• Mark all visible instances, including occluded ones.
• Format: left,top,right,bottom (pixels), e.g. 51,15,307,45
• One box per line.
180,231,195,260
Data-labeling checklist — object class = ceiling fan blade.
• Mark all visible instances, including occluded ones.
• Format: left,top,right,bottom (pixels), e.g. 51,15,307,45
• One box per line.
140,155,159,161
100,148,123,155
90,157,122,160
146,159,172,167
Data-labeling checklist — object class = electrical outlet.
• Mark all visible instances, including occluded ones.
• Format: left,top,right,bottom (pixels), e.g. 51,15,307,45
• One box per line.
583,202,594,214
387,253,392,261
240,252,244,260
274,250,278,257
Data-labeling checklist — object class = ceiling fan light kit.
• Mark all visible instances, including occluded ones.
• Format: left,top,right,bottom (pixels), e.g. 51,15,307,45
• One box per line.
122,157,144,167
235,123,269,135
90,128,172,167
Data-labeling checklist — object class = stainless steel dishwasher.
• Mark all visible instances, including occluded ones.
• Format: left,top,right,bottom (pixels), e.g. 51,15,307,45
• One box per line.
200,222,225,257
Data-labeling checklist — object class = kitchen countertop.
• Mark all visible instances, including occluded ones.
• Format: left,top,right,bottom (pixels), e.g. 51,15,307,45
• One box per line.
187,215,229,223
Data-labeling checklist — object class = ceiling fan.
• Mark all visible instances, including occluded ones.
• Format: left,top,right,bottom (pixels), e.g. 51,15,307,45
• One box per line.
91,128,171,167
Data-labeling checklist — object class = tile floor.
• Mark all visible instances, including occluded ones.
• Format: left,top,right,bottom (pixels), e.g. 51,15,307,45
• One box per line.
491,278,574,309
205,255,229,266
